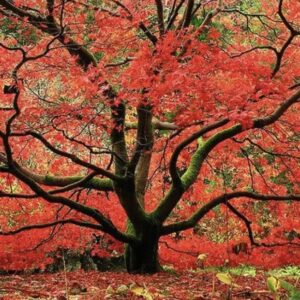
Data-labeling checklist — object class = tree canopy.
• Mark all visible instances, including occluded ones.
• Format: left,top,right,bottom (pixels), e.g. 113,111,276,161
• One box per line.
0,0,299,273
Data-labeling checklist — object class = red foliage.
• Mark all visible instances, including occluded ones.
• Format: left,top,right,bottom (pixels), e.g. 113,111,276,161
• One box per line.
0,0,299,272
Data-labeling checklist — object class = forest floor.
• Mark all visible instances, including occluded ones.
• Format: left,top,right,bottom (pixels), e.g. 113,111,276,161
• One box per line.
0,268,299,299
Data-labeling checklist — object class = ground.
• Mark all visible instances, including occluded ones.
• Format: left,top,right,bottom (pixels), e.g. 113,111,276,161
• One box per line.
0,267,299,299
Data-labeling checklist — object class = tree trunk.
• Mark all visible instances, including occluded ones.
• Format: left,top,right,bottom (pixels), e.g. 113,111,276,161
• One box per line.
125,236,161,274
125,219,162,274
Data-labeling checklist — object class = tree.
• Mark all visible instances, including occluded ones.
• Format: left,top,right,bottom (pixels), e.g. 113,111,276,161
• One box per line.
0,0,299,274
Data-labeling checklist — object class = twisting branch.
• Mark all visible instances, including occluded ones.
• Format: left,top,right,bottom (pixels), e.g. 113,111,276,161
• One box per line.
224,202,256,245
225,202,300,248
155,88,300,223
0,153,113,191
0,219,104,235
161,191,300,235
169,118,229,187
1,121,135,243
269,0,300,76
278,0,297,33
0,0,97,68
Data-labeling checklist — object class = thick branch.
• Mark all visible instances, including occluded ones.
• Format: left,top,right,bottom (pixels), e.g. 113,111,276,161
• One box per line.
129,105,153,173
154,88,300,223
169,118,229,187
155,0,165,35
182,0,194,28
130,105,154,206
125,119,178,130
0,0,96,69
153,121,239,222
0,218,137,244
0,153,113,191
161,192,300,235
109,100,147,228
110,102,129,176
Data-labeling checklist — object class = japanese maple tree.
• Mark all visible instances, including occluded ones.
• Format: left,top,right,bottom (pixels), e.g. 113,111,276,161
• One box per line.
0,0,299,274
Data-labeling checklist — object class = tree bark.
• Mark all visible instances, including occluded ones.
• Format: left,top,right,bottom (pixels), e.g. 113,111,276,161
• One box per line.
125,219,162,274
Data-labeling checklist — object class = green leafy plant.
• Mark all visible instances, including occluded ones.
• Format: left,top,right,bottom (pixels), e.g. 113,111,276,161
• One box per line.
270,266,300,278
267,276,300,300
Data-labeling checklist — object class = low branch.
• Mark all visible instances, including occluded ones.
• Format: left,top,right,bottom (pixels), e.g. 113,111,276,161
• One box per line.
161,191,300,235
225,202,256,245
225,202,300,248
1,153,135,243
0,153,114,191
0,219,104,235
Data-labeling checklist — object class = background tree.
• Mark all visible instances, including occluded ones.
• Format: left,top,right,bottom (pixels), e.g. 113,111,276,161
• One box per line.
0,0,299,273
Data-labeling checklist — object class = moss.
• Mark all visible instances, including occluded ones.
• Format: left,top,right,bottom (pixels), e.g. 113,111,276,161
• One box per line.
181,137,205,190
181,125,241,190
43,175,113,191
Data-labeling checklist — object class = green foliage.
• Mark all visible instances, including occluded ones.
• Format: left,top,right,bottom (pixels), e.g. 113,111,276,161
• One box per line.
93,51,104,63
0,19,38,46
228,265,256,277
239,0,262,11
267,275,300,300
216,272,235,286
270,171,294,193
280,280,300,300
269,266,300,278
